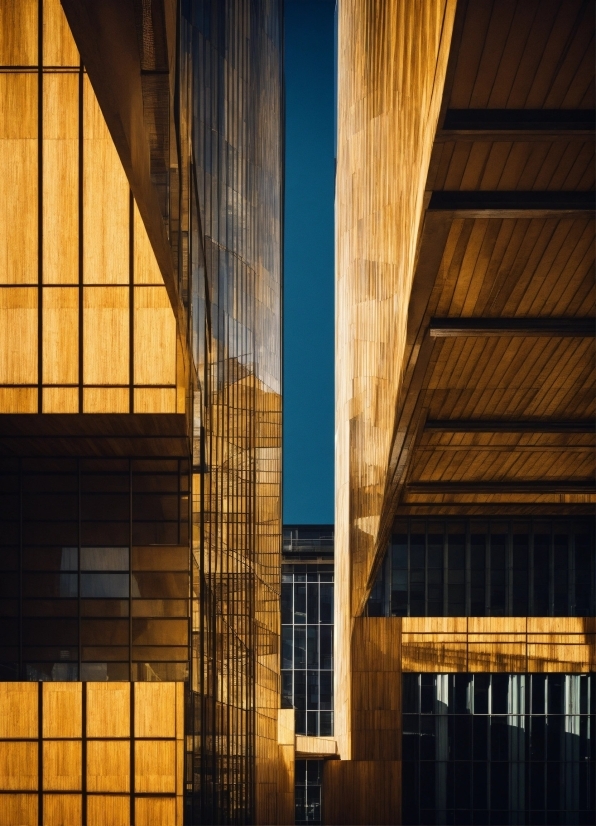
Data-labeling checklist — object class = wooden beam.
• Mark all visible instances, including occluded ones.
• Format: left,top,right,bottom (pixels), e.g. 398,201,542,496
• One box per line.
425,419,595,433
408,481,596,494
442,109,595,131
429,317,595,337
429,191,595,211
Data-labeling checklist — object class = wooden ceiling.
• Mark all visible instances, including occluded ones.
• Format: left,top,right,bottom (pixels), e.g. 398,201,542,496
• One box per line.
384,0,595,525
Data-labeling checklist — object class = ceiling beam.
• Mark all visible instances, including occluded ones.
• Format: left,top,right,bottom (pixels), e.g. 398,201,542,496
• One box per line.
429,191,595,212
408,481,596,494
425,419,595,433
429,317,595,337
442,109,595,131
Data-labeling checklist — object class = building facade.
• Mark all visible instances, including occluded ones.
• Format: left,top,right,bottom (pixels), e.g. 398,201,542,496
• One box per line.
0,1,285,824
330,1,595,824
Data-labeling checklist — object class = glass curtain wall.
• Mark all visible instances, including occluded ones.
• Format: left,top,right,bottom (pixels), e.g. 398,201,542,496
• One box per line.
0,456,190,682
281,564,334,737
402,672,595,825
181,2,283,824
368,519,595,618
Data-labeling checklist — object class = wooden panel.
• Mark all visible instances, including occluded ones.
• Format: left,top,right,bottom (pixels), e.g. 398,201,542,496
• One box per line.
335,0,457,758
0,74,37,285
43,740,82,791
0,288,37,383
86,741,130,793
43,794,82,826
43,73,78,285
86,795,130,826
0,0,37,65
42,387,79,413
134,286,176,385
0,794,37,826
83,75,129,285
42,287,78,384
323,760,401,826
83,387,129,413
134,740,176,793
135,797,177,826
134,682,176,738
351,618,401,762
43,0,79,66
42,683,81,739
86,683,130,739
0,742,37,790
83,287,128,385
134,387,177,413
0,387,37,413
400,617,594,672
0,682,37,739
134,201,163,285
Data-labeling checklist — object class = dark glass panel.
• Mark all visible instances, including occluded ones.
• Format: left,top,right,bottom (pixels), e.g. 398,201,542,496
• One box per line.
474,674,490,715
319,624,332,670
282,626,292,669
553,533,569,615
80,573,129,598
489,532,507,616
512,532,529,615
533,533,551,616
403,674,419,713
491,674,508,715
294,627,306,669
294,670,306,711
294,583,306,624
281,582,292,624
281,670,292,708
306,671,319,710
307,583,318,624
319,671,332,710
306,626,318,669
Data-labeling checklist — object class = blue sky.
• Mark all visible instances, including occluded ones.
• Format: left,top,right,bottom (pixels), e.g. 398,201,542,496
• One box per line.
283,0,335,524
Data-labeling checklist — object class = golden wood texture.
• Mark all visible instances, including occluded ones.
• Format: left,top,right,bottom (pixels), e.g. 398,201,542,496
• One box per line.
0,0,37,65
83,75,129,286
0,742,37,790
42,288,78,385
323,760,401,826
335,0,457,760
43,794,82,826
83,287,129,385
0,288,37,385
86,741,130,793
401,616,595,672
0,793,37,826
0,73,37,286
352,618,401,762
43,0,79,66
0,683,37,738
86,683,130,738
42,740,82,791
42,683,81,739
0,682,183,824
134,286,177,386
86,795,130,826
43,73,78,286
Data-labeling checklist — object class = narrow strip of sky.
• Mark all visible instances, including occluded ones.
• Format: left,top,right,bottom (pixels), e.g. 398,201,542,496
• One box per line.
283,0,335,524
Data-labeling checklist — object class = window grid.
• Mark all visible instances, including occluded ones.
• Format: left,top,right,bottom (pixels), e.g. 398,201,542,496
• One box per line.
402,673,595,825
295,759,323,825
281,564,334,737
367,518,594,618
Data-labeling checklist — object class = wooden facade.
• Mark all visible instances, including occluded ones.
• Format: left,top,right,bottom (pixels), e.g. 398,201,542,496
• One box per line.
333,0,595,823
0,681,184,826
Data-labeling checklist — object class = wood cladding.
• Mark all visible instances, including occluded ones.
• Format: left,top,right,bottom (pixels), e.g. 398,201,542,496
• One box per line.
0,681,184,825
400,616,595,673
335,0,457,761
0,12,182,415
323,760,401,826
